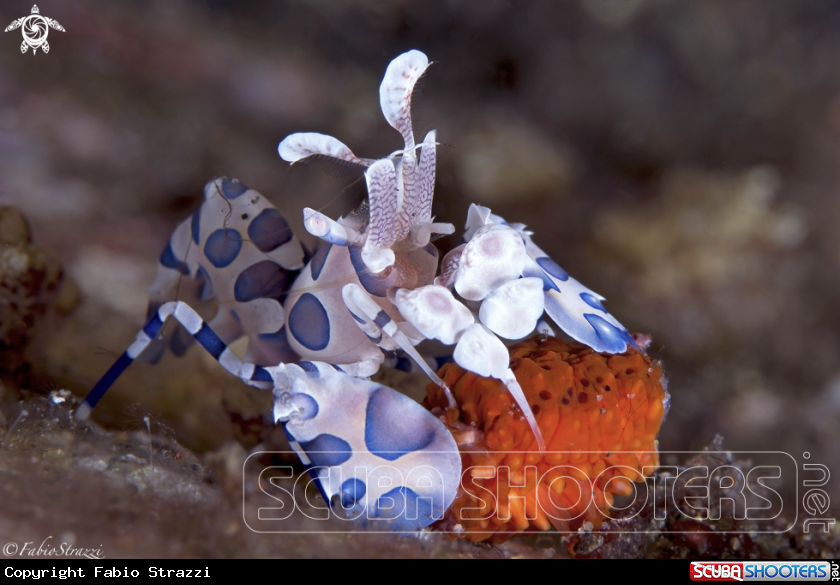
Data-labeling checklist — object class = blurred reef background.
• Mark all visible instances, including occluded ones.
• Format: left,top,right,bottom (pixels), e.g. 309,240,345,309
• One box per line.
0,0,838,558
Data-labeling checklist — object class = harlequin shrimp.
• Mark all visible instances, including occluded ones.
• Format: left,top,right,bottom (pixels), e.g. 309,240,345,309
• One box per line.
75,49,664,534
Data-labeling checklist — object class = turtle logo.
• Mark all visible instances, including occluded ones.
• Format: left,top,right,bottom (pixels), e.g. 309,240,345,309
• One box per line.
5,5,64,55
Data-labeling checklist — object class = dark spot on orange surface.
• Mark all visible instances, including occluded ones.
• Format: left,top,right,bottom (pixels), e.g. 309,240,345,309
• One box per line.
539,390,552,400
578,392,589,404
561,397,570,405
532,404,541,415
605,385,611,392
581,379,590,387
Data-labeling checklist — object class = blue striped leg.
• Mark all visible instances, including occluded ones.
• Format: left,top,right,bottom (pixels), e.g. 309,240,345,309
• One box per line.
341,283,456,408
76,301,274,420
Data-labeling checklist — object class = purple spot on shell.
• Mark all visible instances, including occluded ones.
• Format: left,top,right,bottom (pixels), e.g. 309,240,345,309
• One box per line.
221,178,249,199
583,314,630,354
288,293,330,351
234,261,289,302
248,208,293,252
204,229,242,268
536,256,569,282
580,292,606,312
309,243,332,281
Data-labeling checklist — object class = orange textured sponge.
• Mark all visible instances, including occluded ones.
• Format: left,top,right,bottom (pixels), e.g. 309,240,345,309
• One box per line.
425,336,667,543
